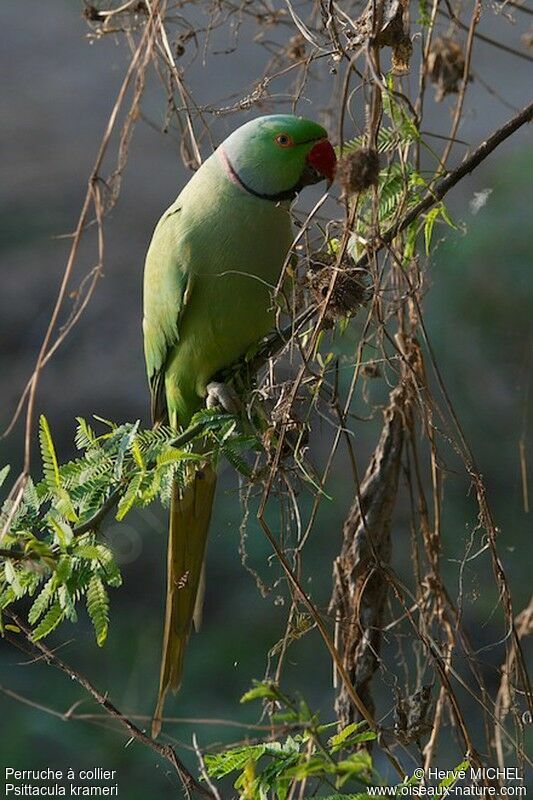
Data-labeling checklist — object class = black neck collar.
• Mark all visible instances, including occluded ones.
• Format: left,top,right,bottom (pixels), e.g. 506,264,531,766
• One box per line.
219,147,298,202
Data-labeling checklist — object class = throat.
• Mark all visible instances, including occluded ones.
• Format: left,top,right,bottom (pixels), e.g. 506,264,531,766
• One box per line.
218,147,298,202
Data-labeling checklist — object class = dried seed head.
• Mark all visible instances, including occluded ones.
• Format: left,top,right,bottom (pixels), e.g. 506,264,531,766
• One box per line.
307,251,336,272
337,148,380,195
266,392,309,459
391,34,413,76
394,686,434,745
371,0,413,75
287,34,306,61
83,4,102,21
427,37,467,102
307,254,370,327
361,361,381,379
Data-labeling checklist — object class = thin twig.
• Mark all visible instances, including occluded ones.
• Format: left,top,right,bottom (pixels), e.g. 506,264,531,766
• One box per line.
4,612,214,800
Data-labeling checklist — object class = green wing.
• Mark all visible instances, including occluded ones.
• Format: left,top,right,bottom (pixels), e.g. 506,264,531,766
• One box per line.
143,201,192,425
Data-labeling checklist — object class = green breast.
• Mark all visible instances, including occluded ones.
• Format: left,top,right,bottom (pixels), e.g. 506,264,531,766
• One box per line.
164,154,293,423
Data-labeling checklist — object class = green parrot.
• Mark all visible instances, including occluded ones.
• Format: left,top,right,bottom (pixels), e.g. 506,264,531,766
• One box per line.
143,114,336,736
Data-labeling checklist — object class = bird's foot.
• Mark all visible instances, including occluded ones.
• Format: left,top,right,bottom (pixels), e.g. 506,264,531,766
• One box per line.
205,381,241,414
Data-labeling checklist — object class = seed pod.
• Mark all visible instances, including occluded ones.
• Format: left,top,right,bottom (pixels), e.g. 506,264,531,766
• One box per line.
361,361,381,379
337,148,380,196
286,34,306,61
427,37,467,102
391,34,413,76
307,252,370,327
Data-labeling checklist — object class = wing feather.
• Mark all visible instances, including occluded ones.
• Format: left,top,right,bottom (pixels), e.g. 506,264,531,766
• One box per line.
143,202,192,424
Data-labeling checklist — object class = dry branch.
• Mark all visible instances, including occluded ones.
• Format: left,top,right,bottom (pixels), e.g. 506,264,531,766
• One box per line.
330,384,405,728
356,100,533,270
4,611,213,800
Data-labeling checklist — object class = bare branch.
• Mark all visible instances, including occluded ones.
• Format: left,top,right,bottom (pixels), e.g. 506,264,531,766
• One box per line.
4,612,215,800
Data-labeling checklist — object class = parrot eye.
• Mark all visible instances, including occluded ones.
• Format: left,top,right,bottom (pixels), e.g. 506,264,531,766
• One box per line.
275,133,293,148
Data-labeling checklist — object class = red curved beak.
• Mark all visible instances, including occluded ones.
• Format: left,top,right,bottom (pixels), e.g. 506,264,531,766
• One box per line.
306,138,337,186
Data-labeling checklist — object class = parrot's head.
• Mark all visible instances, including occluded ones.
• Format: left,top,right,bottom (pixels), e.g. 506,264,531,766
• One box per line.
218,114,336,202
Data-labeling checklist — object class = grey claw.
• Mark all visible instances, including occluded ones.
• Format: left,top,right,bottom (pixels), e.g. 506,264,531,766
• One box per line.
205,382,241,414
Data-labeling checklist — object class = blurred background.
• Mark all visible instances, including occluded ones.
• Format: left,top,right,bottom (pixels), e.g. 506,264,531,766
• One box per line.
0,0,531,796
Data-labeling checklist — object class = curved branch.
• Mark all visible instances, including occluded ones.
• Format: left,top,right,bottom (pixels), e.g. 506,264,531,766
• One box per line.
4,611,215,800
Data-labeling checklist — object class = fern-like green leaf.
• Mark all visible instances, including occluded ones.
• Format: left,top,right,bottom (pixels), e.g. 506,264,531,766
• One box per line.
47,512,74,549
95,545,122,588
32,602,64,640
0,465,10,490
4,559,24,597
28,578,55,625
341,124,417,155
131,437,145,469
189,408,235,431
39,416,60,490
55,555,73,584
22,476,40,514
55,487,78,523
58,584,78,622
116,473,143,521
205,745,267,778
240,680,279,704
86,574,109,647
114,420,140,479
0,585,16,610
74,417,97,450
73,543,102,561
424,205,442,255
156,447,202,467
328,722,376,753
136,424,174,452
221,443,253,477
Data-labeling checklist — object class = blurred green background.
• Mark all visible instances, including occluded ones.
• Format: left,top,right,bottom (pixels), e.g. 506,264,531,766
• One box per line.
0,1,531,796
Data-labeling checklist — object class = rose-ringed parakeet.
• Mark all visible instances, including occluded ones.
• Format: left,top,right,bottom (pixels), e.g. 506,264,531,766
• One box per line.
143,114,336,736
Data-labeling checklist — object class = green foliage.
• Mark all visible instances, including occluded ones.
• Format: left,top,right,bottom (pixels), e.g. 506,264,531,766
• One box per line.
0,465,11,489
86,574,109,647
417,0,431,25
240,679,280,704
341,84,456,264
205,681,377,799
328,722,376,753
32,602,64,641
341,125,416,156
439,761,470,788
0,408,261,646
39,415,61,490
205,684,470,798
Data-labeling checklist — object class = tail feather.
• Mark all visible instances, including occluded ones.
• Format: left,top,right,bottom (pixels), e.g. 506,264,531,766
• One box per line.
193,561,206,633
152,465,216,738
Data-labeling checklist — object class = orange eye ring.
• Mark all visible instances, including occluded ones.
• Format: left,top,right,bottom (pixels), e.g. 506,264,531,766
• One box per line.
274,133,293,148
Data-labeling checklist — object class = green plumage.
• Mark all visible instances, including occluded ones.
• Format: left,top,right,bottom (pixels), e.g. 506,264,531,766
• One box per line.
143,114,332,736
144,154,293,425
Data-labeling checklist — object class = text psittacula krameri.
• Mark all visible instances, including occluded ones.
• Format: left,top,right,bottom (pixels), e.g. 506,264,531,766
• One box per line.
143,114,336,736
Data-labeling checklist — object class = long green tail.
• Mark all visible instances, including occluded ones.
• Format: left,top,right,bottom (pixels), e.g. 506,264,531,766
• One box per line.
152,465,217,738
